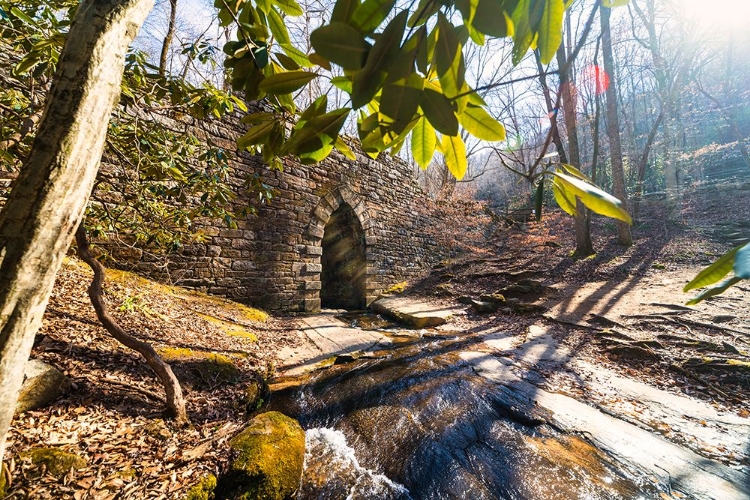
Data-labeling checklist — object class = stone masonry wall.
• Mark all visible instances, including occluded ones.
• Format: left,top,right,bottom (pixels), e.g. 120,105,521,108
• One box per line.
99,108,443,313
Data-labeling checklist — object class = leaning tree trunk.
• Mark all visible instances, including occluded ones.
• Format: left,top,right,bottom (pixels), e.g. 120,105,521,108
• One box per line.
600,4,632,246
75,225,188,423
159,0,178,75
0,0,154,463
557,39,594,258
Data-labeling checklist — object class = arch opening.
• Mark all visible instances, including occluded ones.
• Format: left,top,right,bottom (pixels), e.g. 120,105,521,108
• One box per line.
320,202,366,310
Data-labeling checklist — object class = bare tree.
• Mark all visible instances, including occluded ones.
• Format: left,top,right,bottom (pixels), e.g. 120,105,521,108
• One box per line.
600,2,632,245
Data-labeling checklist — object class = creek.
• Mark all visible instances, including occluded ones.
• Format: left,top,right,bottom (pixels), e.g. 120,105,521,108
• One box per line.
269,315,665,500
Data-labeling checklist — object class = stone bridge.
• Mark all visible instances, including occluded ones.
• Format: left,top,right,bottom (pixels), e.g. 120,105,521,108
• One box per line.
103,111,442,314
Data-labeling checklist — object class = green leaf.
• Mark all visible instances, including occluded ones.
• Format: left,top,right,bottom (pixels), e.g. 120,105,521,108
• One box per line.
331,0,360,23
271,0,304,16
602,0,630,7
441,134,467,180
511,0,533,65
411,117,436,169
297,95,328,127
420,88,458,136
275,52,301,70
310,22,371,70
280,43,313,67
380,75,423,134
459,105,506,141
408,0,441,27
352,68,385,109
237,120,276,149
258,71,316,94
285,108,351,155
686,277,743,306
363,10,408,75
535,180,544,221
335,136,357,160
551,171,632,224
10,7,35,26
351,0,397,33
683,245,741,292
560,163,590,181
242,112,276,124
435,14,464,95
471,0,512,37
268,8,291,45
330,76,353,93
552,178,577,216
734,242,750,279
537,0,563,64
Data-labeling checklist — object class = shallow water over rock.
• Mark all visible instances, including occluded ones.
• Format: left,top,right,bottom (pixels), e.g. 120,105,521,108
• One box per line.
270,338,663,500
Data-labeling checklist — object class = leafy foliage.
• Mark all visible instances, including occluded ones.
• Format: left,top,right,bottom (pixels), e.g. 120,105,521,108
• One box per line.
0,0,277,256
684,243,749,305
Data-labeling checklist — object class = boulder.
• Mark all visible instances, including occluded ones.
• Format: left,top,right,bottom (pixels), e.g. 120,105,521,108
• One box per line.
186,474,217,500
24,447,86,478
221,411,305,500
470,300,499,314
371,297,458,328
16,359,70,413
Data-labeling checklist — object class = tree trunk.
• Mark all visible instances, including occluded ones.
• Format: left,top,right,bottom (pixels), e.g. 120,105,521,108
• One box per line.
0,0,153,463
600,4,632,246
534,51,568,164
159,0,178,75
557,38,594,258
74,225,188,424
633,111,663,222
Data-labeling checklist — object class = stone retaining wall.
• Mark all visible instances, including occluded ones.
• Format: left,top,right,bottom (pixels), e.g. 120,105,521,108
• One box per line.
99,109,443,313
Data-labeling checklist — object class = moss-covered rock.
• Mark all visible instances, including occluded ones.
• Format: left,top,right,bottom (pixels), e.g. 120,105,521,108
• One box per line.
185,474,217,500
194,353,241,385
16,359,70,413
25,447,86,477
0,461,9,497
221,411,305,500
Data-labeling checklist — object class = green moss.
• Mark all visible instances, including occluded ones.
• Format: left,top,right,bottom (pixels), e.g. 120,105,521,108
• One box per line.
197,313,258,341
384,281,408,294
158,347,196,361
224,412,305,500
0,462,8,497
194,354,241,384
185,474,217,500
25,447,86,477
143,419,172,440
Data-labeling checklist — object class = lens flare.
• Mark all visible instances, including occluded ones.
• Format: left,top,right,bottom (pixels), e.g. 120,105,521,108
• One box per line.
582,64,610,95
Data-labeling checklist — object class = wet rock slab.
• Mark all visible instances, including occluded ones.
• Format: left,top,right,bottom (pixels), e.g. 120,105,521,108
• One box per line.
276,312,393,376
460,350,750,500
371,297,460,328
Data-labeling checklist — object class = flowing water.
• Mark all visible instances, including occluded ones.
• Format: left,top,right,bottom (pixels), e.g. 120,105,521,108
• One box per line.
270,319,664,500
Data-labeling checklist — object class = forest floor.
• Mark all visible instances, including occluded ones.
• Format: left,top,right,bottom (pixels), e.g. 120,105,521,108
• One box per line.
3,188,749,499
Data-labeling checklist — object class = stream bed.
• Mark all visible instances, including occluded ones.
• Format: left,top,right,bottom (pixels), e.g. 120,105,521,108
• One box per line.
269,332,666,500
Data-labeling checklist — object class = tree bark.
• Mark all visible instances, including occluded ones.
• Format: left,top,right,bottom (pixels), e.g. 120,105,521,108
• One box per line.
534,51,568,164
0,0,154,463
159,0,178,75
557,36,594,258
633,111,663,222
74,225,188,424
600,4,632,246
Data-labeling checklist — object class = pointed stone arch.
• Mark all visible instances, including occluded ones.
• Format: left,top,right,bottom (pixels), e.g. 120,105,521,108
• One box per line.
299,186,376,313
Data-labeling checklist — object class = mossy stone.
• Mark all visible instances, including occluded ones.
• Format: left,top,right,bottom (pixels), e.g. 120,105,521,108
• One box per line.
194,354,241,385
25,447,86,477
185,474,217,500
0,462,8,497
223,411,305,500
